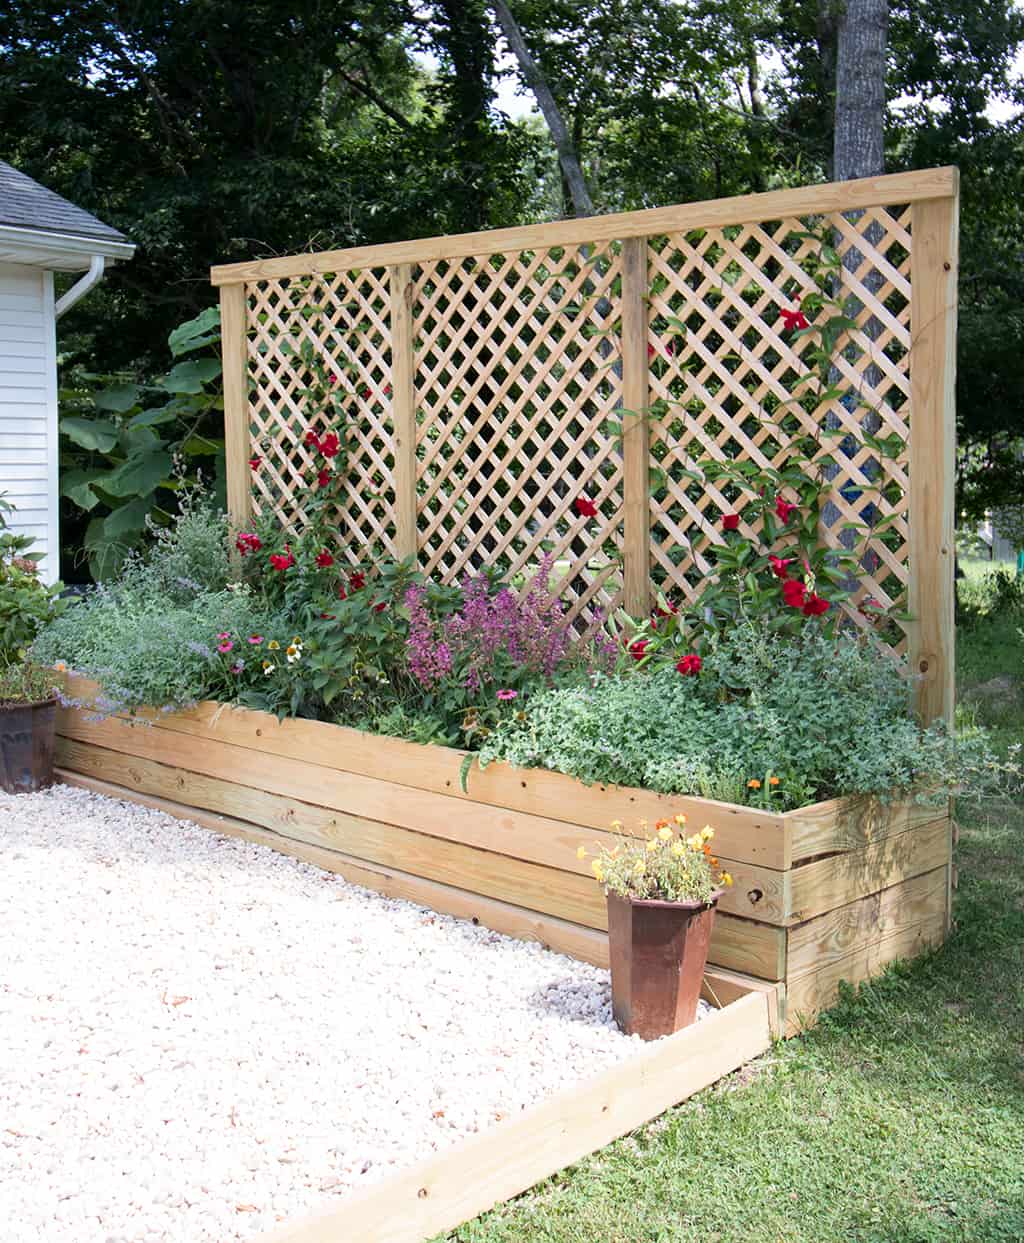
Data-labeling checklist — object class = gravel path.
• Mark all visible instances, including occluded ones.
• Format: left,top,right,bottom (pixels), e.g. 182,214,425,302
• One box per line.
0,784,703,1243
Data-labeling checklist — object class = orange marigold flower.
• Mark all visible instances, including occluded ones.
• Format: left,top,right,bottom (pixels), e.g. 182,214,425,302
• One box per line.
769,776,780,786
747,779,762,789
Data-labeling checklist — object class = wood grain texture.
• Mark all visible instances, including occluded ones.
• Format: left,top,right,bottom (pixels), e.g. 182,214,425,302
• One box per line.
253,991,773,1243
908,186,959,726
219,281,251,530
786,796,948,864
621,235,651,617
389,262,417,560
210,169,956,284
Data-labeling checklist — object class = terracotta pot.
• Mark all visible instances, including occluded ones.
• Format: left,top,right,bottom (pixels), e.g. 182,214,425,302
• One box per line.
606,889,722,1040
0,698,58,795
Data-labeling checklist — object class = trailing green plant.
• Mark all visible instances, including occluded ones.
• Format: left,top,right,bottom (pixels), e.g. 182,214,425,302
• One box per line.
477,623,1014,810
0,660,62,707
0,494,67,667
58,307,224,580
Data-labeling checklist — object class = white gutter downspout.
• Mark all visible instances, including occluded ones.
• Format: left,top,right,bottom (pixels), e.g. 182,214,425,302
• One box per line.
55,254,105,319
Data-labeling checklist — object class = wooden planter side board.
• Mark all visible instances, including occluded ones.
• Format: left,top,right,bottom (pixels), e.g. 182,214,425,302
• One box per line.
55,677,952,1037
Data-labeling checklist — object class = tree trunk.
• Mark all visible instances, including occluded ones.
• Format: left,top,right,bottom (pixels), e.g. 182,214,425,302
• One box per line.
490,0,595,217
833,0,888,180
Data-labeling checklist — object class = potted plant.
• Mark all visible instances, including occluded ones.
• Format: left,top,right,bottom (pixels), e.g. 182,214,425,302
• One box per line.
0,661,62,794
583,819,734,1040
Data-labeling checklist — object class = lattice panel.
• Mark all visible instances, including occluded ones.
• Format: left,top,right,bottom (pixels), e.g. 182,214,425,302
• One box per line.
245,269,398,562
413,247,626,627
647,207,912,644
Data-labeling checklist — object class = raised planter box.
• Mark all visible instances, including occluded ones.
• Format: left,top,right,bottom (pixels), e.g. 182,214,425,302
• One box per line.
55,675,952,1036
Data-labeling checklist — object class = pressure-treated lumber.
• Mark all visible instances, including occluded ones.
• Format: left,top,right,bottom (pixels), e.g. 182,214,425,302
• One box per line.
211,168,956,284
219,281,251,531
908,187,959,726
389,262,417,560
254,990,773,1243
621,235,651,617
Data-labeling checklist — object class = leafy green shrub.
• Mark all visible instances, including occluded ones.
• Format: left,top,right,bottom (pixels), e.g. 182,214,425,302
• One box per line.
478,624,1007,809
0,494,66,666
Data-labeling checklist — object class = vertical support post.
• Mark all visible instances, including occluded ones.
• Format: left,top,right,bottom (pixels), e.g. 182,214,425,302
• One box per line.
908,182,959,727
390,263,418,562
621,236,650,618
219,281,251,532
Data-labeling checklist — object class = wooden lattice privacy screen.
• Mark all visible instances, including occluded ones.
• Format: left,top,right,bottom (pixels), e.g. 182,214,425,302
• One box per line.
212,167,959,723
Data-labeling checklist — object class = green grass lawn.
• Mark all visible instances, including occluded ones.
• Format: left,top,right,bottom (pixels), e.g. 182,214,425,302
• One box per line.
440,572,1024,1243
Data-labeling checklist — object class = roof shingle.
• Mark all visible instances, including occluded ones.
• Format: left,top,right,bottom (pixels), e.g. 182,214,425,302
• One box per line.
0,160,129,243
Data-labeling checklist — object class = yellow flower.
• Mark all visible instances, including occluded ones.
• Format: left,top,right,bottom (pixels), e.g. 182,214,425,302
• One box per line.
591,860,604,882
610,819,623,831
658,826,674,841
670,842,685,857
748,779,762,790
633,859,646,875
268,640,281,651
701,825,714,842
674,813,687,826
292,635,302,644
576,845,587,860
686,833,703,850
720,872,734,887
646,838,660,852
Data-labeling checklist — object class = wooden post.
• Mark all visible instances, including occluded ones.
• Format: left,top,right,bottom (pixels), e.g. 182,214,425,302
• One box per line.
621,236,650,618
908,181,959,726
389,263,418,562
219,281,251,532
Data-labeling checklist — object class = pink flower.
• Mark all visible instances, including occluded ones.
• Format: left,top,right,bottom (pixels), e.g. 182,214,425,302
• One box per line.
676,654,702,676
722,513,740,532
497,688,518,701
775,497,798,523
230,662,244,674
217,632,230,641
247,635,263,645
217,641,234,654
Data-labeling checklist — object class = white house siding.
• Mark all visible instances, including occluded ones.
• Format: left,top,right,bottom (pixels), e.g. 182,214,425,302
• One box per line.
0,261,59,583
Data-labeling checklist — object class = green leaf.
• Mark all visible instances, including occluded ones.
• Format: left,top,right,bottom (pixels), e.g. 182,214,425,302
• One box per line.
129,400,188,429
168,306,221,357
59,416,120,453
104,497,152,537
93,383,142,413
459,752,474,794
60,469,101,512
159,358,222,394
102,450,174,497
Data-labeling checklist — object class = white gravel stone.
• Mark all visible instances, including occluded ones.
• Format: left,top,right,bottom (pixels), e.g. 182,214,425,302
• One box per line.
0,784,708,1242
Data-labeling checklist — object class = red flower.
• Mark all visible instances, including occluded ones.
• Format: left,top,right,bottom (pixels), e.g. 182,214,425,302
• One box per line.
665,340,675,356
327,372,338,387
235,532,262,556
349,571,366,592
373,601,387,613
654,600,678,619
781,578,806,608
269,547,295,572
628,639,649,661
383,383,392,397
768,555,793,580
361,386,372,400
319,432,340,458
320,612,336,620
317,468,331,489
779,302,810,332
775,497,798,523
315,550,335,568
337,586,347,601
574,496,599,519
722,513,740,532
248,456,261,471
647,343,655,359
802,593,830,617
676,654,702,676
304,430,321,449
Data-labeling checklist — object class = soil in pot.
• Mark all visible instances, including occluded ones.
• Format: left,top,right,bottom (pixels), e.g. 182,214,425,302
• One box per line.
0,699,58,795
606,890,721,1040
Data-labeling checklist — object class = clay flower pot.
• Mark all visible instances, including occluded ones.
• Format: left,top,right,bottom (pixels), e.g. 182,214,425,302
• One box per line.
0,697,58,795
606,888,722,1040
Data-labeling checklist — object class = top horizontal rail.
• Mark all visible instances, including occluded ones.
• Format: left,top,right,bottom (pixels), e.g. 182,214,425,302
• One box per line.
210,166,957,286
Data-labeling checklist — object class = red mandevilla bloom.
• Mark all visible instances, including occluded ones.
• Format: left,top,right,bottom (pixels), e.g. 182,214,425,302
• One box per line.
722,513,740,532
317,468,331,489
779,301,810,332
628,638,649,661
781,578,806,608
315,550,335,568
349,571,366,592
768,555,792,580
248,456,261,471
574,496,599,518
802,593,830,617
235,532,262,556
775,497,798,523
304,430,321,449
319,432,340,458
269,547,295,572
676,653,702,676
373,601,387,614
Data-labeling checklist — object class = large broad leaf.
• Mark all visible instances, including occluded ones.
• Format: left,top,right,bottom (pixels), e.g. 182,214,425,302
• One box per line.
59,416,120,453
180,434,223,457
101,450,174,498
129,399,190,429
159,358,221,394
168,306,221,357
60,469,101,512
84,515,136,581
93,382,142,413
104,497,152,537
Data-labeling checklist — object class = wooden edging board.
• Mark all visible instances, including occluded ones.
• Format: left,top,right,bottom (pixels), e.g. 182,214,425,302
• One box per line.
251,988,775,1243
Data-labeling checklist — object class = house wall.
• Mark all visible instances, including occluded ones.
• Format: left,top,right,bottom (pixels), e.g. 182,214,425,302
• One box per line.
0,261,59,582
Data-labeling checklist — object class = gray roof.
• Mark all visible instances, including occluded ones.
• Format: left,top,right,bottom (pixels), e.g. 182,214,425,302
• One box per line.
0,160,129,243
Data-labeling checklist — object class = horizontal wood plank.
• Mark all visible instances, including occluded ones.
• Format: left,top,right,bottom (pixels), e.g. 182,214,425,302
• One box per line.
210,168,957,286
786,796,949,863
254,990,773,1243
56,710,787,922
59,677,789,868
787,817,951,923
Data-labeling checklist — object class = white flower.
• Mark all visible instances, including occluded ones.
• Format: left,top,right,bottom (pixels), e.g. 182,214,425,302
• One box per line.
263,663,276,676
